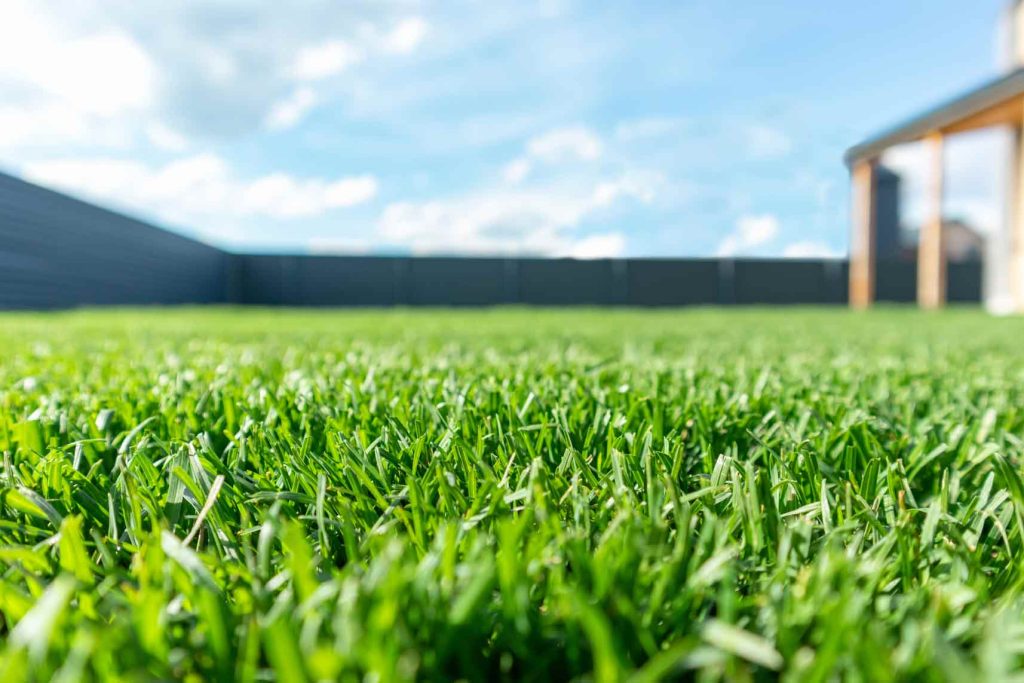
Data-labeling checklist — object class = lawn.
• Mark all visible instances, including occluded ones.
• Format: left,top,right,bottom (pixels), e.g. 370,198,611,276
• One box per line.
2,307,1024,681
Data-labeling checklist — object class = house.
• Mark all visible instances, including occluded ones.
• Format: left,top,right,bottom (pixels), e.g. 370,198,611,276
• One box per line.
943,219,986,263
846,0,1024,310
871,166,985,263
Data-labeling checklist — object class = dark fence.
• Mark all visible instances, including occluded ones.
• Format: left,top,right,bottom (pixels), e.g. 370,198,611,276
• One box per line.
234,254,979,307
0,170,985,309
872,259,983,304
0,171,228,309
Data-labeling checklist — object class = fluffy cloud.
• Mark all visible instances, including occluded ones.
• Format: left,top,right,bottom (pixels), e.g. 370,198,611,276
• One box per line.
503,158,532,184
381,18,430,55
292,40,363,81
22,154,378,225
238,174,378,217
145,123,190,153
0,2,157,150
592,171,660,206
265,88,318,130
716,214,780,256
782,240,839,258
565,233,627,259
377,173,650,256
0,10,155,117
0,104,123,151
502,125,604,185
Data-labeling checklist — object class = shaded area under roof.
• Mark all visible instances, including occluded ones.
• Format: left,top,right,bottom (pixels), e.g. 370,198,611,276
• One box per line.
845,67,1024,165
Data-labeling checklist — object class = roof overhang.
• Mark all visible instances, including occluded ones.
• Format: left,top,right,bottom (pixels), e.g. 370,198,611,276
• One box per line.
845,67,1024,166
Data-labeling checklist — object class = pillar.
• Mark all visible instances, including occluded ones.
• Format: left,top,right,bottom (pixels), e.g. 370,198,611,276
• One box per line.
849,159,877,309
1011,119,1024,311
985,125,1018,313
917,133,946,309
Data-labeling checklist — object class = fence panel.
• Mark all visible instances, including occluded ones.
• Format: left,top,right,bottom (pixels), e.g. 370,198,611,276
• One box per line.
625,259,720,306
947,262,983,303
733,259,843,304
0,172,227,308
875,260,917,303
518,258,617,305
407,258,513,306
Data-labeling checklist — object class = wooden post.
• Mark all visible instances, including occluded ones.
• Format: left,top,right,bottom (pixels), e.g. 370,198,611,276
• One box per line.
980,123,1017,313
917,133,946,309
849,159,877,309
1011,121,1024,311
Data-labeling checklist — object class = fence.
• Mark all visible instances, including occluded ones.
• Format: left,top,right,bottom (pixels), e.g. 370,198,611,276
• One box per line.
232,255,981,306
0,171,228,309
0,170,983,309
235,255,861,306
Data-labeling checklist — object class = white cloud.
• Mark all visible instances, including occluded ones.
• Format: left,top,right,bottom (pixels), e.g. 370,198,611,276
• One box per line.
0,104,102,150
0,2,156,149
21,154,378,228
0,18,156,118
240,174,378,217
292,40,363,81
265,87,318,130
564,233,627,259
381,17,429,54
527,126,603,163
145,122,189,153
739,215,779,243
500,125,605,186
782,240,839,258
503,158,532,184
377,173,647,256
745,124,792,159
592,170,660,207
716,214,780,256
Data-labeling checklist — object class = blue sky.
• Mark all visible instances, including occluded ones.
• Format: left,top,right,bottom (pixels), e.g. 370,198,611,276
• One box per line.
0,0,1012,258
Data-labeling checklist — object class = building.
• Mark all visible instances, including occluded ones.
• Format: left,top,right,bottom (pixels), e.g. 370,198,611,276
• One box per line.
943,219,986,262
873,166,904,260
846,0,1024,311
871,164,986,263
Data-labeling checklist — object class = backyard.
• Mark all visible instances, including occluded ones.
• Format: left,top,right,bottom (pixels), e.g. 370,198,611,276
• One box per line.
2,307,1024,680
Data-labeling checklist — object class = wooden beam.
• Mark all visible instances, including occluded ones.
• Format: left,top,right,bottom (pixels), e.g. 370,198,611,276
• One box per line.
1011,119,1024,311
941,96,1024,135
917,133,946,309
849,159,877,309
846,70,1024,165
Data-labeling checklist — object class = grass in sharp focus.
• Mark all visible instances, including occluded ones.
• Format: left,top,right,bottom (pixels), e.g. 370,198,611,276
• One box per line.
2,307,1024,680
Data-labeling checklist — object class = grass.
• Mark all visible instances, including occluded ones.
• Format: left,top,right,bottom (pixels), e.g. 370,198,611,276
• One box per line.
2,307,1024,681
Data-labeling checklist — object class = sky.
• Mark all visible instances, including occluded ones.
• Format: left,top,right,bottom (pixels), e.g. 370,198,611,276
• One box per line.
0,0,1013,258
